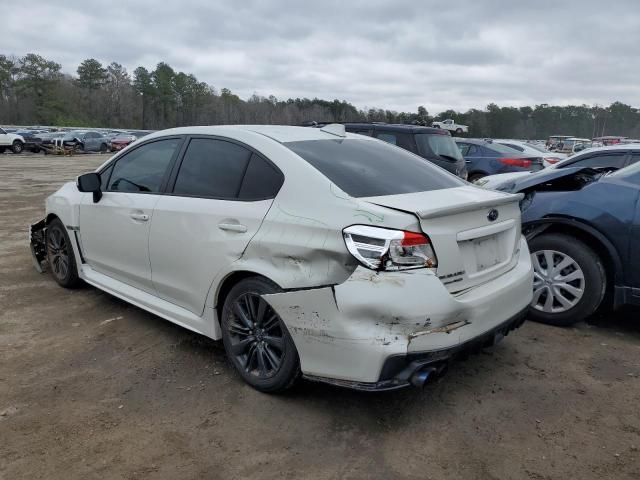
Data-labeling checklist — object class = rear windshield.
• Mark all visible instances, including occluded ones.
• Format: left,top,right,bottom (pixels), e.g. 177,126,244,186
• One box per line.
285,138,464,198
415,133,463,162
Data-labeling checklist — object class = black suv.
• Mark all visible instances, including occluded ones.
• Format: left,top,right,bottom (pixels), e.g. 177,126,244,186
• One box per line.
307,122,467,179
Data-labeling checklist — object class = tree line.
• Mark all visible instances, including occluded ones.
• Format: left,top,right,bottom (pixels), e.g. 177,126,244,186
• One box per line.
1,53,639,140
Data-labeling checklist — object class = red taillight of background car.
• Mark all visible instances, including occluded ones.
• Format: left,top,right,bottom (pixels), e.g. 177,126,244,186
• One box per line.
545,157,561,164
500,158,532,168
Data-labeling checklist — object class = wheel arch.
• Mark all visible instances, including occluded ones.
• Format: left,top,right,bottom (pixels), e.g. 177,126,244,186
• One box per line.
523,217,623,305
214,270,281,320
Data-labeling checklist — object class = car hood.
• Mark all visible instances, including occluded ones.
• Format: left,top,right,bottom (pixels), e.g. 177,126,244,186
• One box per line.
487,167,591,193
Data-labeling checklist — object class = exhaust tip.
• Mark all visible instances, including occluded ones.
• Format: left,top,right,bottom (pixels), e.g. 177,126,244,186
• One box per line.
410,367,437,388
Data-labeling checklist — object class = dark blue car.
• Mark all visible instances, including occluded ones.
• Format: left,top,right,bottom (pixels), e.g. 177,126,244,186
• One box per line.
492,162,640,326
456,138,544,182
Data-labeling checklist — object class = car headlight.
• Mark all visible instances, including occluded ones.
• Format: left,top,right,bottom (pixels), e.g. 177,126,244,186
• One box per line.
343,225,437,271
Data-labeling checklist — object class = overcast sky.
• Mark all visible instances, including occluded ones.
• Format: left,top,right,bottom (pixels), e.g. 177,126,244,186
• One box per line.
2,0,638,113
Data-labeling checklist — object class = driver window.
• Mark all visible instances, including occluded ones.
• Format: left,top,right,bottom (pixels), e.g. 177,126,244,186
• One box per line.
107,138,181,193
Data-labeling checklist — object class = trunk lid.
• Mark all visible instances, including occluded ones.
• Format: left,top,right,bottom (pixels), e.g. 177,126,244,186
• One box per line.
363,186,524,293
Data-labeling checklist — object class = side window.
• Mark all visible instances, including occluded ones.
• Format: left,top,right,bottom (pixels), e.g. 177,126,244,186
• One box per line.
107,138,181,193
238,154,284,200
352,130,373,136
100,164,113,191
173,138,251,198
396,133,417,152
567,153,627,169
467,145,480,156
376,133,397,145
457,143,470,156
630,154,640,166
0,128,5,134
482,146,500,157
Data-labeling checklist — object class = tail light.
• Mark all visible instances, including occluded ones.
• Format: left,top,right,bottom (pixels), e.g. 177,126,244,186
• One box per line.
545,157,561,164
500,158,532,168
343,225,437,271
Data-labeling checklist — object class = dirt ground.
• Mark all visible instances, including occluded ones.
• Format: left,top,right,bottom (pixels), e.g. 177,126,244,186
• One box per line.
1,153,639,480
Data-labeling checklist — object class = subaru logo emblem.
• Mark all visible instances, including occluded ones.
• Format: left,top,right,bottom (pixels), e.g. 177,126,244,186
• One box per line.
487,209,499,222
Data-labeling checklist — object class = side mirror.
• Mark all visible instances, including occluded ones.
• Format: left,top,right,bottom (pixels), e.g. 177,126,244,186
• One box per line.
77,172,102,202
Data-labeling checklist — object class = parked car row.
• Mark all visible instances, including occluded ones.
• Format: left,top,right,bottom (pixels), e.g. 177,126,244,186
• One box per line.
26,121,640,394
0,126,152,154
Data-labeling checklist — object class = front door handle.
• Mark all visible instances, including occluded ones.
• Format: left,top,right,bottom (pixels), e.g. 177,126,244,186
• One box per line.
130,212,149,222
218,223,247,233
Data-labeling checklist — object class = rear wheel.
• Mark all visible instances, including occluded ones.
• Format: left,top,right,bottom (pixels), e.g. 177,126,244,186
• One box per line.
46,218,81,288
220,277,300,393
528,233,605,326
455,128,463,135
99,143,108,153
12,140,23,154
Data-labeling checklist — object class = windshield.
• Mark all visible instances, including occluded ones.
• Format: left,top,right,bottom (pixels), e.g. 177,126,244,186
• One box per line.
285,139,464,198
415,134,463,161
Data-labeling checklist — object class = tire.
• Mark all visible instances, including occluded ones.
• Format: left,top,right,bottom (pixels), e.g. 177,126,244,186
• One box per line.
528,233,605,326
12,140,23,154
99,143,108,153
46,218,81,288
468,173,486,182
0,146,5,153
455,128,463,135
220,277,301,393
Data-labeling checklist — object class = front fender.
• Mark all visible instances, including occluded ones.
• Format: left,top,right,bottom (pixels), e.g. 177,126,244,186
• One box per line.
45,182,83,227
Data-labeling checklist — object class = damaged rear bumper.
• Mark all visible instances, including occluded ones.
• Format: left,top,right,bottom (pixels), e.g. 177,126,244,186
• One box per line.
263,238,533,390
29,218,47,273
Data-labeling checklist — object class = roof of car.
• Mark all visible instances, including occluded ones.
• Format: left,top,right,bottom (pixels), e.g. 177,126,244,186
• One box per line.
141,125,379,144
564,143,640,156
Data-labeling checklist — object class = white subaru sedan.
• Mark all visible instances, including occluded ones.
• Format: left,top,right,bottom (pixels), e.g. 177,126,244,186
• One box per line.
30,124,533,392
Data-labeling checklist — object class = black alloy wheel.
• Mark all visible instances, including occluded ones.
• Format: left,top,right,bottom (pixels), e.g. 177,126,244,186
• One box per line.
221,277,300,392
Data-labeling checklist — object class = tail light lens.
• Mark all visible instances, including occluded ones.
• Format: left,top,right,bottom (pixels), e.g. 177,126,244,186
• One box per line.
343,225,437,271
500,158,532,168
545,157,561,164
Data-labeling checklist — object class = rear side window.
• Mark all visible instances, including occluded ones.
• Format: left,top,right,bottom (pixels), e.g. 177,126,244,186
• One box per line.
416,134,463,162
173,139,251,198
238,154,284,200
285,139,464,198
108,138,181,193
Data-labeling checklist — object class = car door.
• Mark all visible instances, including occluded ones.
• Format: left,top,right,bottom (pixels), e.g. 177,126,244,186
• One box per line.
84,132,97,151
79,137,184,293
148,137,283,317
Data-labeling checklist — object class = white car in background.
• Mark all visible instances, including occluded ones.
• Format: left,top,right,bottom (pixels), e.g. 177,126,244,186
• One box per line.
476,144,640,190
431,119,469,135
494,139,566,167
30,124,532,393
0,127,26,154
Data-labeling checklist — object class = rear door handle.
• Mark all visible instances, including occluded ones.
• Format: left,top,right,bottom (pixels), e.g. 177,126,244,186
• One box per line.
130,213,149,222
218,223,247,233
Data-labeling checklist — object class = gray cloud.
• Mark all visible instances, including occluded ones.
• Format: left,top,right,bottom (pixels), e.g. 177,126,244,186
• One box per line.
2,0,638,113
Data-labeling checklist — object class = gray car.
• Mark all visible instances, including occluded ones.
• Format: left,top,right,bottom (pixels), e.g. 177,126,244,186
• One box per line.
67,130,109,153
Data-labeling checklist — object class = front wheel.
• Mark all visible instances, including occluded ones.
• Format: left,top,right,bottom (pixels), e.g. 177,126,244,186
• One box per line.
12,141,23,154
99,143,108,153
221,277,300,393
528,233,605,326
46,218,81,288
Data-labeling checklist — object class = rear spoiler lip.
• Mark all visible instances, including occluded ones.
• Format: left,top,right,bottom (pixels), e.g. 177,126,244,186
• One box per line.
415,193,524,220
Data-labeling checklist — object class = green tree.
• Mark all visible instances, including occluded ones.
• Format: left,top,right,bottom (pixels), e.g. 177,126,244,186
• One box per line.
76,58,107,90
